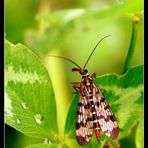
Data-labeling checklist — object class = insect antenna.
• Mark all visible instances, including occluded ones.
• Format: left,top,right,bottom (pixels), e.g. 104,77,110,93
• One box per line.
83,35,111,69
48,55,81,69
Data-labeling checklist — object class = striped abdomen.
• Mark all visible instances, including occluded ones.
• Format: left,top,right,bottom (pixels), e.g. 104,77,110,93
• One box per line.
82,76,101,141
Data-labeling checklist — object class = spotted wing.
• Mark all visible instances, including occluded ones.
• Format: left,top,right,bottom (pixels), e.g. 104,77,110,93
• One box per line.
76,93,94,146
93,83,119,139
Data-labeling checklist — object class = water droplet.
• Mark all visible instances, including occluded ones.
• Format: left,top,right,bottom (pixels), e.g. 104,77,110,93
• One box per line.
21,102,27,109
5,92,13,119
44,138,51,144
34,114,42,124
16,118,21,124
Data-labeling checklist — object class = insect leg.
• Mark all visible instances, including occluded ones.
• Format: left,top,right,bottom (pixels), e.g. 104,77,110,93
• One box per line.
72,85,80,94
91,72,96,78
72,82,81,85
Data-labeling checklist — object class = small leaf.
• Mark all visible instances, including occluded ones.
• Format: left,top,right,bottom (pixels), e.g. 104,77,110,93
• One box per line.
4,39,58,142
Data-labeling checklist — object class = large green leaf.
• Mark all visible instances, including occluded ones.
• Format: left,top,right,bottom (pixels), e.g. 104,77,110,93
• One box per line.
95,65,143,140
64,65,143,144
4,39,58,142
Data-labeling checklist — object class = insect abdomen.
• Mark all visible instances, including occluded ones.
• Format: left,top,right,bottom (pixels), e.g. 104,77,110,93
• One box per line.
84,77,101,141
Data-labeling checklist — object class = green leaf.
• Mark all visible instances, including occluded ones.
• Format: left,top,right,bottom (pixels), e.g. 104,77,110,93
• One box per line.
95,65,143,140
64,65,143,141
64,93,78,138
4,39,58,142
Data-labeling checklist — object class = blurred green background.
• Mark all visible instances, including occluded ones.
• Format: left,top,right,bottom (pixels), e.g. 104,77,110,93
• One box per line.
5,0,143,147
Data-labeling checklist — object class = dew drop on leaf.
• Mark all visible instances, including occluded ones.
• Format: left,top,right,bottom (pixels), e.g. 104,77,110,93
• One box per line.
44,137,51,144
34,114,42,124
16,118,21,124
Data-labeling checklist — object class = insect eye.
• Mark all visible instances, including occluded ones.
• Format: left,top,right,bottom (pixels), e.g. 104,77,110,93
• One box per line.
80,69,88,75
84,69,88,73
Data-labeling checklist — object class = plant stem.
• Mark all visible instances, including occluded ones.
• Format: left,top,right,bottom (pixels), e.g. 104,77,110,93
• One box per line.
45,52,71,141
122,15,139,74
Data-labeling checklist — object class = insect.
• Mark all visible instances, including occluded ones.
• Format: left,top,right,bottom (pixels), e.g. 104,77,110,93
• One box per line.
49,35,119,145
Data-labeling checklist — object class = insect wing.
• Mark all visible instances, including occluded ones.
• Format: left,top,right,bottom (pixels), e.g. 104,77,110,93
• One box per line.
93,84,119,139
76,93,94,146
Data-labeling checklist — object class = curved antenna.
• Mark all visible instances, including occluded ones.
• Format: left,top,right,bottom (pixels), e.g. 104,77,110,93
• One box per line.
83,35,111,69
48,55,81,69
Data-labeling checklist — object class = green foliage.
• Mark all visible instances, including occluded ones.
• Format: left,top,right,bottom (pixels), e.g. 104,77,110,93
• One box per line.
5,39,58,142
5,0,143,147
5,0,40,43
4,38,143,147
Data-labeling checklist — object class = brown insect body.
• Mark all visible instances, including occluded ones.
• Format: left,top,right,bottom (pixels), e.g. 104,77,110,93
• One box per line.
72,68,119,145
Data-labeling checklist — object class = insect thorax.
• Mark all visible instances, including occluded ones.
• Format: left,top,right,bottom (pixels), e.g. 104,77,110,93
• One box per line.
81,75,93,85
